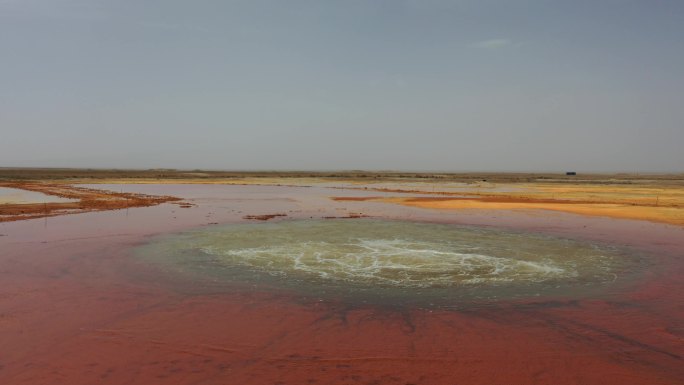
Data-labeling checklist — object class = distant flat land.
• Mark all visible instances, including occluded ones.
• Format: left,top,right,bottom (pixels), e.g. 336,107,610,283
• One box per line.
1,168,683,225
1,167,684,184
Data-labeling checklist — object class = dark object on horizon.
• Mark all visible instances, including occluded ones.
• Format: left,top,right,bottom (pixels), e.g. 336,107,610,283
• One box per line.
566,172,577,176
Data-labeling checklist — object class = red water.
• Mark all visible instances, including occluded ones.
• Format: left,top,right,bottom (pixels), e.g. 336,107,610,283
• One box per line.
1,185,682,384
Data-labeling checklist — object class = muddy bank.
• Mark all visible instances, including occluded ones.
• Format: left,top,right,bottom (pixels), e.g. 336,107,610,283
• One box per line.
0,182,180,222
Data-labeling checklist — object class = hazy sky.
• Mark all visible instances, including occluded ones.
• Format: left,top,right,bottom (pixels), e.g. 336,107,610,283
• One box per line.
1,0,683,172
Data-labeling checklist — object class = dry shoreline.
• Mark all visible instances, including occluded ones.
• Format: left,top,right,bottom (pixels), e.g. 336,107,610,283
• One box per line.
0,181,180,222
334,193,684,226
396,197,684,226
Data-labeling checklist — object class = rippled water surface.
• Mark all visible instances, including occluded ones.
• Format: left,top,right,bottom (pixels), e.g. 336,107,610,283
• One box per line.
137,219,641,303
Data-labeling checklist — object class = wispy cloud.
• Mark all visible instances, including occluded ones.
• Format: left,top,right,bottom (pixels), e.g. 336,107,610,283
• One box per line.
472,38,512,49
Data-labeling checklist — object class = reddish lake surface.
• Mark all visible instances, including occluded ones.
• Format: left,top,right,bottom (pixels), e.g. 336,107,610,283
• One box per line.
1,184,682,384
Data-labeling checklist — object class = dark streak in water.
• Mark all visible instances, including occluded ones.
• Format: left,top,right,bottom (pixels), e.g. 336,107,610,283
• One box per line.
464,303,682,376
545,316,682,361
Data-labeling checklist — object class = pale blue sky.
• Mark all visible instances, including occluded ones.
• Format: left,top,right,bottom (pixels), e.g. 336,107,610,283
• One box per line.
1,0,683,172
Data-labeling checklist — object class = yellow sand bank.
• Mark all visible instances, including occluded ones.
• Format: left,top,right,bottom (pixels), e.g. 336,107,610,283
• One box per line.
384,197,684,226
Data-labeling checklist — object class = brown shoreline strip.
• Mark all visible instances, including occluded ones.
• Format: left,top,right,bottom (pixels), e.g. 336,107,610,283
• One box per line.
0,182,180,222
242,213,288,221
